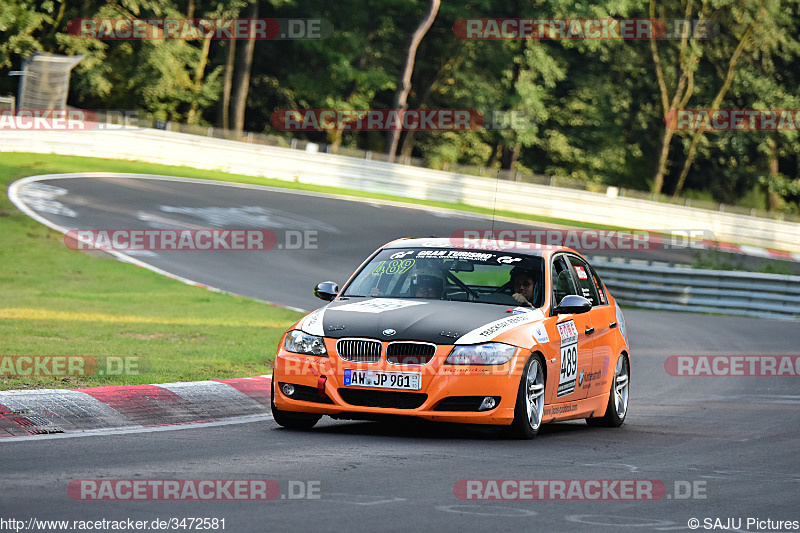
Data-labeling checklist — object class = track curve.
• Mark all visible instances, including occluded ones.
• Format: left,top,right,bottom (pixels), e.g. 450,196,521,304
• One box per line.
3,174,799,532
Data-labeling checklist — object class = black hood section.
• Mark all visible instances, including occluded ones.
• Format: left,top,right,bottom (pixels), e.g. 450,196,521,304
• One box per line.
321,298,514,344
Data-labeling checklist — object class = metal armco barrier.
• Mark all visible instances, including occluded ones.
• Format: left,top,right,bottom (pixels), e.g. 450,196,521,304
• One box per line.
1,127,799,253
591,257,800,320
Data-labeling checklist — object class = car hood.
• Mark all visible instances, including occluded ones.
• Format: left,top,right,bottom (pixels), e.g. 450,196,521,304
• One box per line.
297,298,545,345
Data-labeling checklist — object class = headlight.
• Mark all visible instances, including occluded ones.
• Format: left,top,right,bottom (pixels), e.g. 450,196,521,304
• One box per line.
446,343,516,365
284,330,327,356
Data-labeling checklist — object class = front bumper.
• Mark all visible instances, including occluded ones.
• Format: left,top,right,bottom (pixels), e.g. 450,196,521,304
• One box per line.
272,350,522,425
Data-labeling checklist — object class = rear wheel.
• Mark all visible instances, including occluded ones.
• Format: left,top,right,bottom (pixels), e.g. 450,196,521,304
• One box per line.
509,354,546,439
586,353,629,427
271,380,321,430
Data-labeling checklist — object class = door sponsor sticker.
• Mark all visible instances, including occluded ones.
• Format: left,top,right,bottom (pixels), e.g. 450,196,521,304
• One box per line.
557,319,579,397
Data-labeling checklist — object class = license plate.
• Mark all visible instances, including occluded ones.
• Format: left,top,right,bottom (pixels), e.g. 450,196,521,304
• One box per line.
343,369,421,391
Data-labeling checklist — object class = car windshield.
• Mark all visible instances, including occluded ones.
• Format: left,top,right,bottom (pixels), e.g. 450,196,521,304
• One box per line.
343,248,545,307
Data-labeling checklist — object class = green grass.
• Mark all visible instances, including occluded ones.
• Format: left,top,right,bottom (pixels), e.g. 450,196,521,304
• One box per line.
0,153,306,390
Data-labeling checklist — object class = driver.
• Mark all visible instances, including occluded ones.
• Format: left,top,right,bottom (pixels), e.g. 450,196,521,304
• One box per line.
411,267,445,299
510,267,536,307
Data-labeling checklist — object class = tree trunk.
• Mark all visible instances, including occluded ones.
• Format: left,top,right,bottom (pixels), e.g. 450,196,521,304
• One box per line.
767,137,781,211
501,143,521,172
671,22,756,197
186,33,212,125
231,1,258,134
219,38,236,130
652,127,675,195
386,0,440,162
648,0,695,195
397,54,463,159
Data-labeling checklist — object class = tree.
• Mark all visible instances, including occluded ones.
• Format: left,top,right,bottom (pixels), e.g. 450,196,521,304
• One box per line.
386,0,439,162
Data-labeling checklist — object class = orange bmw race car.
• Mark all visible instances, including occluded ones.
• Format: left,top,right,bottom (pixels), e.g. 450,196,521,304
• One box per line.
271,238,630,438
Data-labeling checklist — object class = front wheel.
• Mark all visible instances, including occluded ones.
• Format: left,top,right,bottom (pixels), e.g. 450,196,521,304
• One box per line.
271,380,321,430
586,353,629,427
509,354,546,439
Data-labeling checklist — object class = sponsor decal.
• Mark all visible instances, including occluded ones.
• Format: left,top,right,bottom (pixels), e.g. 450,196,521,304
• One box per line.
300,307,326,336
556,320,579,397
455,309,545,345
333,299,427,313
574,265,588,279
543,403,578,416
531,324,549,344
581,369,604,389
415,250,496,262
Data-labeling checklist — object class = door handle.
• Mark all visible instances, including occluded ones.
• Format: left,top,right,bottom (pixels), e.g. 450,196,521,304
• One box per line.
609,322,617,329
584,327,595,335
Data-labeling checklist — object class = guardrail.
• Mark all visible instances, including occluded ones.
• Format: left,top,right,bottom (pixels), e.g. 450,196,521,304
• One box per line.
1,127,799,253
591,257,800,319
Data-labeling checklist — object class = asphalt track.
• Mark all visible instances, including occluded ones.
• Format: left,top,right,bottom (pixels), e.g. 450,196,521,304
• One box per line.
3,175,799,532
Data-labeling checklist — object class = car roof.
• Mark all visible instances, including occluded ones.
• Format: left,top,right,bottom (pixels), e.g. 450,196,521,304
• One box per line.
382,237,574,257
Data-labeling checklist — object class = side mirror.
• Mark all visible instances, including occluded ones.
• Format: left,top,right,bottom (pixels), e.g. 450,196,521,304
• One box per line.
314,281,339,301
553,295,592,315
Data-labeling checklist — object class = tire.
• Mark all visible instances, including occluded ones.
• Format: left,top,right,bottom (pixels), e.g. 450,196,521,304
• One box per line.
270,380,321,430
508,353,546,439
586,353,629,427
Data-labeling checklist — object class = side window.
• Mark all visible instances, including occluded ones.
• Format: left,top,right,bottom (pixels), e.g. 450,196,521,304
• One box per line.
567,255,601,306
552,255,579,305
588,265,608,306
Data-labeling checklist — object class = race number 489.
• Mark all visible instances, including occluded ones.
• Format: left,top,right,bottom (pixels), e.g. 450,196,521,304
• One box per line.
557,320,579,397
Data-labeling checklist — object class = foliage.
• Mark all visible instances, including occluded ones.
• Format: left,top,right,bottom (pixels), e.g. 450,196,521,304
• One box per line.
0,0,797,211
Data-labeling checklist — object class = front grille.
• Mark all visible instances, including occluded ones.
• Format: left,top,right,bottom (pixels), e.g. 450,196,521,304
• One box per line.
386,342,436,365
336,338,382,363
433,396,500,412
280,383,334,404
338,389,428,409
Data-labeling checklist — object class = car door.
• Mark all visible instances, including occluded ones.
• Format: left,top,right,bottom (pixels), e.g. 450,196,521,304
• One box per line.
549,254,594,402
565,254,615,397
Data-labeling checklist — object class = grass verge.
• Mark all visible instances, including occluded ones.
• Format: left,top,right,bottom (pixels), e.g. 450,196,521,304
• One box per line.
1,153,306,390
